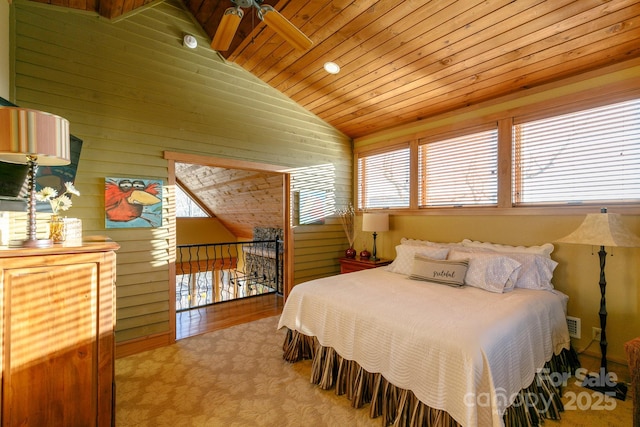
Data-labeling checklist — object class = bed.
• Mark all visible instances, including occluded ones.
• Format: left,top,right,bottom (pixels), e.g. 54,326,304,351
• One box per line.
277,238,579,427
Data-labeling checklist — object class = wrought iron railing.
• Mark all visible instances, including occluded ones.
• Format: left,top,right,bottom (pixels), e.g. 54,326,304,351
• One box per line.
176,240,283,312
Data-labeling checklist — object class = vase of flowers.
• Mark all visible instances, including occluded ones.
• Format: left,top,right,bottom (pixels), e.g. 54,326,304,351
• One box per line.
337,203,356,258
36,182,80,243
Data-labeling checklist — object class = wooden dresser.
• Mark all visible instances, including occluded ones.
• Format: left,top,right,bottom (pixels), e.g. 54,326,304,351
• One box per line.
0,240,119,427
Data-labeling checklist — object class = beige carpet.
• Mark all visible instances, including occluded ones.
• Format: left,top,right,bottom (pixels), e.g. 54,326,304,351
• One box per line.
115,316,633,426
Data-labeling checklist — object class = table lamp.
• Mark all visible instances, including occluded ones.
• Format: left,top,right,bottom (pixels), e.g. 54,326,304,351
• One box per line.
362,212,389,261
556,207,640,400
0,107,70,248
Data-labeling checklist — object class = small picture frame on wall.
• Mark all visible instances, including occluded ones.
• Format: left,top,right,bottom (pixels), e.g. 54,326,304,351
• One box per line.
105,177,163,228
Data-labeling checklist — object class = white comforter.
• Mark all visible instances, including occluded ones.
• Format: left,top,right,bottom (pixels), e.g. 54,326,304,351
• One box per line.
277,268,570,427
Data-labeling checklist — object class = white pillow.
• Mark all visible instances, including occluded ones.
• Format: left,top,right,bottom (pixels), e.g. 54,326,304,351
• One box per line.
461,239,554,257
500,252,557,290
448,250,521,293
409,255,468,287
400,237,463,248
387,245,450,275
449,247,557,291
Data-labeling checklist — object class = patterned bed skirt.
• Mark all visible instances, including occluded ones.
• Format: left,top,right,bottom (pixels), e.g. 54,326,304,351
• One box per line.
282,329,580,427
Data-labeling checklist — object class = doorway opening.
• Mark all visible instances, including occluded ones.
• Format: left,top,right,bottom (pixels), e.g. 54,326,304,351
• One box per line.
165,152,292,340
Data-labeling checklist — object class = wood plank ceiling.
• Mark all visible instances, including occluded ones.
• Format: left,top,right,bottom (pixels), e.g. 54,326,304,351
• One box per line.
175,163,283,238
28,0,640,139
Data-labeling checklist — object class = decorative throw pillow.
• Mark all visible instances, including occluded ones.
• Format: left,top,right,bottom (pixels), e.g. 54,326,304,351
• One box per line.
409,255,468,287
448,250,522,293
461,239,555,258
386,245,450,275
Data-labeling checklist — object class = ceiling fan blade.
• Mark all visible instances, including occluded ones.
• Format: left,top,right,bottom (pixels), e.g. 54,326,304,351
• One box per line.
258,5,313,51
211,6,244,52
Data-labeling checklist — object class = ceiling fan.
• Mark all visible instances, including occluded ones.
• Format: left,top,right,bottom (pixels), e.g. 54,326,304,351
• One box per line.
211,0,313,52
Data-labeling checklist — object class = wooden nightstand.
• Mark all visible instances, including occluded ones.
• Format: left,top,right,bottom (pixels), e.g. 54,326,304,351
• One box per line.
339,257,392,274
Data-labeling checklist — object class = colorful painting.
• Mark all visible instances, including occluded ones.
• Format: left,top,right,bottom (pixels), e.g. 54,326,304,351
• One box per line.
105,177,163,228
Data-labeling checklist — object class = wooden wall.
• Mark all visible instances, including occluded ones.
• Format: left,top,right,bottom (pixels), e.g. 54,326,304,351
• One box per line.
0,0,9,100
10,0,352,347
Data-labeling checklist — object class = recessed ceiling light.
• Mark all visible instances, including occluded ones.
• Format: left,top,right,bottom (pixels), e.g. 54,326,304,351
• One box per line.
324,62,340,74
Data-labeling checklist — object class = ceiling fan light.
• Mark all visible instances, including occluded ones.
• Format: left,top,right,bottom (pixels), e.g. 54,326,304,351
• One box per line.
259,5,313,51
211,6,244,52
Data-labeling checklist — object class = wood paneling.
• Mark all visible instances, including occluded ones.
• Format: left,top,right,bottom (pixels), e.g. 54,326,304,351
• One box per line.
25,0,640,139
293,217,347,283
12,0,352,348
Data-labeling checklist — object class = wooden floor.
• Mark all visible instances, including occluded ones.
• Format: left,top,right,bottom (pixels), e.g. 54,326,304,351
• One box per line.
176,293,284,340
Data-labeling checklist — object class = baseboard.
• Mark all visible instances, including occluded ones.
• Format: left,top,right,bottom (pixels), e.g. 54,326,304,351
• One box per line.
116,332,173,358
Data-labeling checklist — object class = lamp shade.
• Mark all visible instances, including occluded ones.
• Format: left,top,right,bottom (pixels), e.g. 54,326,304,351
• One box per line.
556,211,640,248
362,213,389,232
0,107,70,166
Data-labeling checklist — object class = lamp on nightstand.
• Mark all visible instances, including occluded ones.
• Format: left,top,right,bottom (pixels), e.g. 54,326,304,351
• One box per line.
556,207,640,400
362,212,389,262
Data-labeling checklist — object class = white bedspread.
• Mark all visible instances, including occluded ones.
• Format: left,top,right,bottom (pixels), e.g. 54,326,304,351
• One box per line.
277,268,570,427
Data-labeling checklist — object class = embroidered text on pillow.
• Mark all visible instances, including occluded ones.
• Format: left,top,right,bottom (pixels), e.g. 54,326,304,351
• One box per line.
409,254,469,287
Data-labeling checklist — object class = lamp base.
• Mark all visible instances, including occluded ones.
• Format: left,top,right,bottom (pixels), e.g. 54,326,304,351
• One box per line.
9,238,54,248
581,371,627,401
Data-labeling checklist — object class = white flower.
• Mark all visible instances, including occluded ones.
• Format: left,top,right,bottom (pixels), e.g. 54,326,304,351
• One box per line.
64,182,81,197
36,182,80,215
54,195,73,212
35,187,58,202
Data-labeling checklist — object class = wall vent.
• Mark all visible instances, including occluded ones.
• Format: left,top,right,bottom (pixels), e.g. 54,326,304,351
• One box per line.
566,316,581,339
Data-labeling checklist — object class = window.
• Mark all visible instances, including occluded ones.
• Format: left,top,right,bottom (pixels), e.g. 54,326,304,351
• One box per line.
357,145,410,209
176,185,209,217
418,129,498,207
355,96,640,212
513,99,640,205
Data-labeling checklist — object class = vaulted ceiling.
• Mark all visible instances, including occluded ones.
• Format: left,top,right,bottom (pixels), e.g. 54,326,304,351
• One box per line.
23,0,640,237
27,0,640,139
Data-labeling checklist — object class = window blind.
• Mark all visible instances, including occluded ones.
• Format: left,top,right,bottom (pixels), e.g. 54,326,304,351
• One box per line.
357,146,410,209
513,98,640,205
418,129,498,207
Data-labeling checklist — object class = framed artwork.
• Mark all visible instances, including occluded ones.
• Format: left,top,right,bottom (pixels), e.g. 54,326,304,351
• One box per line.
105,177,163,228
